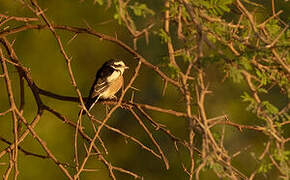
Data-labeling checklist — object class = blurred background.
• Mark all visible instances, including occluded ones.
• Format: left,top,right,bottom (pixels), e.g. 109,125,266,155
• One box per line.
0,0,289,179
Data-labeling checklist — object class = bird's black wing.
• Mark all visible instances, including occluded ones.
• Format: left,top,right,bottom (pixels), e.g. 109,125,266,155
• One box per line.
88,65,115,99
83,65,114,113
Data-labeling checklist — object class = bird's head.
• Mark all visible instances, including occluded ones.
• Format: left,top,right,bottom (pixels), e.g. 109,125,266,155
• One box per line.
107,59,129,74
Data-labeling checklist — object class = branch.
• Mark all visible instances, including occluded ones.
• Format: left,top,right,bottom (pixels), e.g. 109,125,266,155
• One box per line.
0,24,181,88
0,136,48,159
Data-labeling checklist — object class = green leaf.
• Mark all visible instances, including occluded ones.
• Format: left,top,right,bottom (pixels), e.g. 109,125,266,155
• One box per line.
273,149,290,162
241,92,257,112
113,13,122,24
241,92,254,103
219,5,230,13
257,88,268,94
129,2,154,17
158,29,171,43
256,69,268,85
94,0,103,5
229,66,243,83
239,57,252,70
167,64,180,78
258,161,273,173
265,19,281,37
212,162,224,174
203,0,233,15
262,101,279,115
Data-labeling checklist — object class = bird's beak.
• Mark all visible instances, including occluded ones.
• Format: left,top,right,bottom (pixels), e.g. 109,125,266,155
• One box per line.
124,66,129,69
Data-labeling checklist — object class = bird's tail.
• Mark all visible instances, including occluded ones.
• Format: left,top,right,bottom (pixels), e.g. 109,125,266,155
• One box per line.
79,96,100,116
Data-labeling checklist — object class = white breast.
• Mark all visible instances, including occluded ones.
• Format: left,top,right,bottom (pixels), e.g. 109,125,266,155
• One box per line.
107,71,120,82
101,75,123,99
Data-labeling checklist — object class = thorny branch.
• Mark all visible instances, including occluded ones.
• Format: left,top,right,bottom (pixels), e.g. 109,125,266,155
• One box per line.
0,0,289,180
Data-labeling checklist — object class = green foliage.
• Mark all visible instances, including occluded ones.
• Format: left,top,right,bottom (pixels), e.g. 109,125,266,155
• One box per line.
265,19,282,37
281,113,289,122
255,69,269,86
257,88,268,94
274,69,289,88
129,2,155,17
113,13,122,24
212,131,221,142
207,21,227,37
94,0,103,5
111,1,154,26
211,162,225,175
209,0,233,15
273,149,290,162
192,0,233,15
158,57,180,78
157,29,171,43
272,149,290,176
229,66,243,83
113,3,122,24
170,2,190,19
258,160,273,173
238,57,252,71
181,52,194,62
169,1,179,17
264,18,289,48
261,101,279,116
241,92,257,112
286,30,290,46
167,63,180,78
0,0,289,179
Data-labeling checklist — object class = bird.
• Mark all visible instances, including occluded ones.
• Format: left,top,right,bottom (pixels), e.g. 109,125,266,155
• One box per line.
80,59,129,115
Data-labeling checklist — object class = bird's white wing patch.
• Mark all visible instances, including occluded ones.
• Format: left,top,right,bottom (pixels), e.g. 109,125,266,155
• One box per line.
107,71,120,82
91,81,107,98
94,84,107,94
